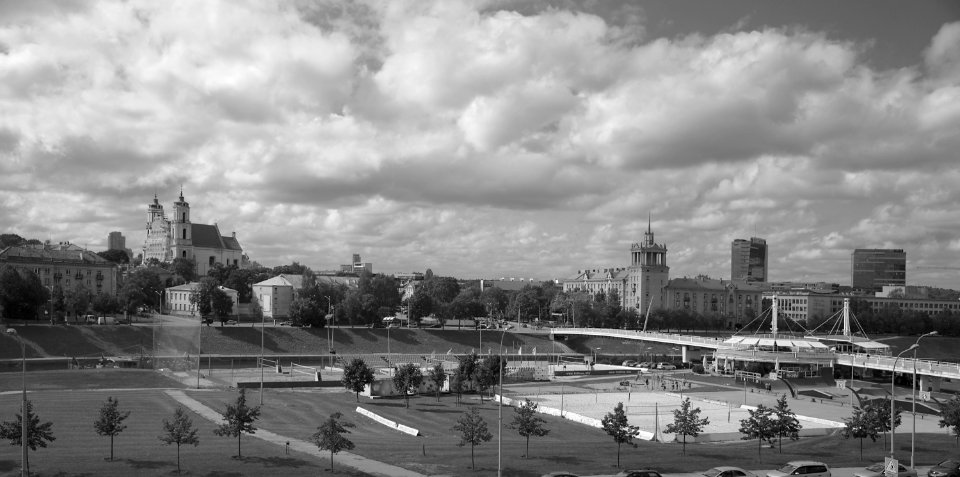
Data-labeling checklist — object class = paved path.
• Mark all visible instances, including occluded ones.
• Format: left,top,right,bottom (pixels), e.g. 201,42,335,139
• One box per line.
165,389,429,477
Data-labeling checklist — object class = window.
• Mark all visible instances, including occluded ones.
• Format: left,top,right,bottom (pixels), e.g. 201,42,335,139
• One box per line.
209,256,215,266
182,228,187,239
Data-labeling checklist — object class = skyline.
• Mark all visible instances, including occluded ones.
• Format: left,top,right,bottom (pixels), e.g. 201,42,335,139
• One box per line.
1,1,959,287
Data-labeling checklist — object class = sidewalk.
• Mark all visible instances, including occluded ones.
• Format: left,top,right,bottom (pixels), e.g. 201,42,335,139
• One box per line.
165,390,429,477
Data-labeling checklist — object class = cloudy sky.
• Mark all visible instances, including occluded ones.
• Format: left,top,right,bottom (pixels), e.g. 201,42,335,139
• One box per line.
2,0,959,287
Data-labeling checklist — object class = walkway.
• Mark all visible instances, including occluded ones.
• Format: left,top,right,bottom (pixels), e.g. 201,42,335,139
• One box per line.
165,390,428,477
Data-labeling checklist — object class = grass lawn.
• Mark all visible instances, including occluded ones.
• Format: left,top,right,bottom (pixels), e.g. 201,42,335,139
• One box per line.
1,370,959,477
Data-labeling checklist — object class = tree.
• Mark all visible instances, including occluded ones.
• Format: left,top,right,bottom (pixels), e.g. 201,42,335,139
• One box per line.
0,266,48,321
64,284,94,321
93,396,130,461
91,293,120,318
601,402,639,468
939,396,960,446
159,406,199,473
0,400,55,475
739,404,776,460
771,394,802,453
392,363,424,408
211,287,233,325
428,362,447,402
508,398,550,458
450,368,466,406
453,408,492,470
311,412,356,471
841,405,880,461
477,355,506,401
341,358,375,402
289,296,324,327
97,249,130,264
213,388,261,458
874,399,902,447
170,257,196,283
189,277,218,320
664,397,709,455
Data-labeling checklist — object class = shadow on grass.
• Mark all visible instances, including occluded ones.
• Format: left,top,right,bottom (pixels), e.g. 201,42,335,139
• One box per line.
0,460,18,472
238,455,315,468
121,458,169,469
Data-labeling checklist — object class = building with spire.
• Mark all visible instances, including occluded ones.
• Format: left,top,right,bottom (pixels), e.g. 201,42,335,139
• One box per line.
563,215,670,312
141,189,243,276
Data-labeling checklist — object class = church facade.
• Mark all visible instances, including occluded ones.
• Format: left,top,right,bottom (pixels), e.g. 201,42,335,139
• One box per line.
563,219,670,313
141,191,243,277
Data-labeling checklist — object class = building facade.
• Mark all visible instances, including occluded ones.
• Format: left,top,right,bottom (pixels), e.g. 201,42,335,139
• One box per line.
761,290,960,324
141,191,244,276
731,237,768,282
851,249,906,291
339,253,372,274
0,242,120,319
563,219,669,312
663,276,766,328
164,282,239,317
252,274,305,320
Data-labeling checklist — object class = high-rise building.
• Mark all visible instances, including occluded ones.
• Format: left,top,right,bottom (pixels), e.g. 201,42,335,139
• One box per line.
731,237,768,283
107,231,125,251
851,249,906,291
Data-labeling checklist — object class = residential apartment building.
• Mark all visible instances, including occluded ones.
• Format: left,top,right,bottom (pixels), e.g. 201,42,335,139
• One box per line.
252,274,305,320
663,276,766,328
851,248,906,291
164,282,239,317
0,242,119,298
731,237,768,282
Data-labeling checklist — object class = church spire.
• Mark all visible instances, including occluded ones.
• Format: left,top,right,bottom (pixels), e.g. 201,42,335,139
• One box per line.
179,184,184,202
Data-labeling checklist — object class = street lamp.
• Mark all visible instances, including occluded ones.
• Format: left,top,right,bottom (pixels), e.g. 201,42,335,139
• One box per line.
891,344,919,459
911,331,937,468
6,328,27,477
260,293,265,406
497,329,507,477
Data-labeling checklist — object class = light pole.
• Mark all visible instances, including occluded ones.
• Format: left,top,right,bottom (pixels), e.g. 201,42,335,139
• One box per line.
497,329,506,477
911,331,937,468
891,344,919,459
326,297,333,354
6,328,27,477
260,293,265,406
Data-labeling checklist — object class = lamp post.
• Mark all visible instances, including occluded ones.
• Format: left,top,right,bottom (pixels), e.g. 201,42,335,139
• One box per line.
6,328,27,477
891,344,919,459
911,331,937,468
497,329,506,477
260,294,265,406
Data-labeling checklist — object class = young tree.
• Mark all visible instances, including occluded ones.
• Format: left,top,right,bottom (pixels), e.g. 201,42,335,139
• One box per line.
739,404,776,461
159,406,199,473
189,277,218,321
392,363,424,408
508,398,550,458
341,358,375,402
477,355,506,400
664,397,709,455
771,394,802,453
455,353,478,398
874,399,902,448
0,400,56,475
213,388,261,458
601,402,639,468
93,396,130,461
211,287,234,325
450,368,466,406
428,362,447,402
841,405,880,461
939,395,960,446
311,412,356,471
453,408,492,470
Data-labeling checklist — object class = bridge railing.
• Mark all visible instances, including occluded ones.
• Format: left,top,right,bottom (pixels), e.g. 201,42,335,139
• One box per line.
836,353,960,376
550,327,727,348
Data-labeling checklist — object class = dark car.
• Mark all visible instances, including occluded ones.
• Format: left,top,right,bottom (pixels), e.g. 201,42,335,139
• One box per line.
615,470,663,477
928,460,960,477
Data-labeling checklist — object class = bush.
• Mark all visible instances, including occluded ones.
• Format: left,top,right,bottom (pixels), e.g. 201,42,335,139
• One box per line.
691,364,705,374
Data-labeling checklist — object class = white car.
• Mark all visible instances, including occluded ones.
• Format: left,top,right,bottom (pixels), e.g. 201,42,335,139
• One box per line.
853,463,917,477
657,362,677,370
622,360,638,367
704,467,758,477
767,461,831,477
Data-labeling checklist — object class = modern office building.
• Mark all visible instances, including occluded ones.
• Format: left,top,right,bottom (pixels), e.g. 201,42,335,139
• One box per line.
731,237,768,283
851,249,906,291
107,231,125,251
339,253,373,274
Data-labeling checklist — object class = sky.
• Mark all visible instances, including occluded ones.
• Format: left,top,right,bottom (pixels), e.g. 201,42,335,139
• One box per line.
1,0,959,287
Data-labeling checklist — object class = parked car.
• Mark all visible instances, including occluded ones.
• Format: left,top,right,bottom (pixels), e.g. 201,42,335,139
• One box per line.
615,470,664,477
767,461,831,477
637,362,653,370
541,472,579,477
622,360,638,367
657,362,677,370
225,320,238,326
854,462,917,477
704,467,758,477
928,460,960,477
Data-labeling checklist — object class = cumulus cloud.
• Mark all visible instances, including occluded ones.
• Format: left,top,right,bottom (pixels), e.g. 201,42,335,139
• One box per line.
0,1,959,286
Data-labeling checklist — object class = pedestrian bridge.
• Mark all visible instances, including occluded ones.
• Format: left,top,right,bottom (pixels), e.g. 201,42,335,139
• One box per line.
549,327,960,381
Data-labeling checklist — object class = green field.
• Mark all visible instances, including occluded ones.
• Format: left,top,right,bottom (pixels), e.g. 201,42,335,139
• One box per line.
1,369,958,477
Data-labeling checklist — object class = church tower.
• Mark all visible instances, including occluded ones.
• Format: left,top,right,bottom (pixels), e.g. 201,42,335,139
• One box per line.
626,214,670,313
170,187,192,260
